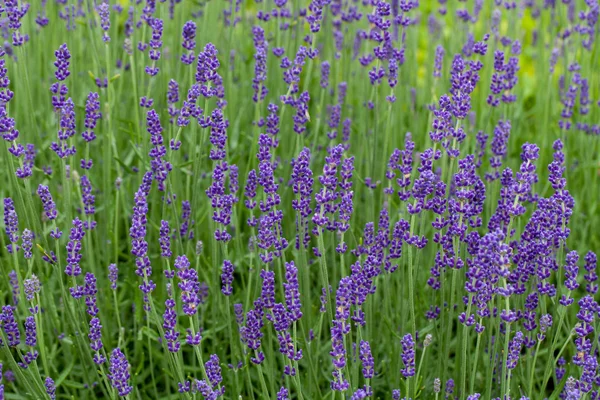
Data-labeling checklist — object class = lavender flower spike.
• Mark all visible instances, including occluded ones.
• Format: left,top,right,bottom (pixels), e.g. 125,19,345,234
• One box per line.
108,348,133,396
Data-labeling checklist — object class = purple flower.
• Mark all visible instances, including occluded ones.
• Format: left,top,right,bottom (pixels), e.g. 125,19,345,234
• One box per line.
83,272,100,317
196,43,223,99
1,305,20,347
130,175,156,306
108,348,133,396
23,274,40,303
147,109,172,192
181,21,196,65
506,331,524,369
8,270,19,306
284,261,302,322
400,334,415,377
449,54,481,119
175,255,201,316
277,386,289,400
205,354,224,393
291,147,313,249
81,92,101,167
21,228,32,259
3,198,18,253
486,120,511,181
45,377,56,400
53,43,71,81
80,175,96,230
145,17,163,76
180,200,194,240
51,98,76,158
108,264,118,290
65,218,85,298
206,160,236,242
564,251,580,292
244,169,258,214
583,251,597,295
208,109,229,161
167,80,180,126
359,340,374,379
293,91,310,135
260,269,275,309
97,2,110,42
434,45,444,78
88,317,105,364
15,143,35,179
252,26,268,102
221,260,234,296
240,307,264,360
24,315,37,347
163,284,180,353
159,220,172,258
321,61,330,88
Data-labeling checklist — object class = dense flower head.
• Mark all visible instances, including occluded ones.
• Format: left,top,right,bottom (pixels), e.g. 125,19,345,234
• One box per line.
196,43,223,99
97,2,110,42
221,260,235,296
21,228,33,259
45,377,56,400
564,251,580,292
487,120,511,181
175,255,201,315
23,274,41,302
130,174,156,304
252,26,268,102
1,305,20,347
163,284,180,353
147,109,172,192
51,97,77,158
283,261,302,321
108,348,133,396
3,198,18,252
181,20,196,64
583,251,598,294
82,92,101,145
506,331,524,369
291,147,314,248
108,264,118,290
53,43,71,81
88,317,105,364
206,160,236,242
80,175,96,229
359,340,375,379
180,200,195,241
205,354,224,393
145,17,164,76
65,218,85,298
400,334,415,377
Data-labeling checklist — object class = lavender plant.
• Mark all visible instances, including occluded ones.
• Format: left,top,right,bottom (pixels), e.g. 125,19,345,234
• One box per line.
0,1,599,399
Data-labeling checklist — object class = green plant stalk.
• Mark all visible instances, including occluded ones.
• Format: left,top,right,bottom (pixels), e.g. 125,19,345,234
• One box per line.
254,351,271,400
459,294,473,397
469,318,484,394
528,334,543,397
34,293,50,376
414,342,429,399
539,300,570,396
500,294,512,399
317,225,334,324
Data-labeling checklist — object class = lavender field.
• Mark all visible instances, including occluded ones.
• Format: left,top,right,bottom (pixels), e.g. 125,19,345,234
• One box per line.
0,0,599,399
